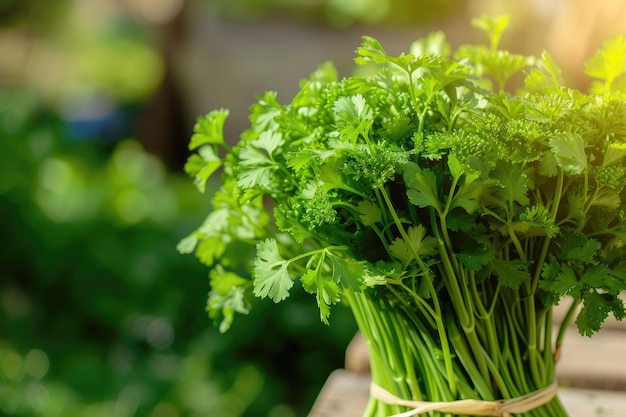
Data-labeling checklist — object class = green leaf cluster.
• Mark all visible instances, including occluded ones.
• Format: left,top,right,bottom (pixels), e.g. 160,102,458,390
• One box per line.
180,16,626,342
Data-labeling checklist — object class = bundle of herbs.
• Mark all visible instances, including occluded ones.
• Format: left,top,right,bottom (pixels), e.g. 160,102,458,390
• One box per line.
179,16,626,417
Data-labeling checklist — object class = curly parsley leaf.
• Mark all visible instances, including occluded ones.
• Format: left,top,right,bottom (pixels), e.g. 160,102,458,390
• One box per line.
513,205,560,237
274,202,313,244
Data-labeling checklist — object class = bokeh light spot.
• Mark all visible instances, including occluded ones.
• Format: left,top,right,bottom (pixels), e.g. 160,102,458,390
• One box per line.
114,188,150,224
36,157,100,222
24,349,50,380
1,350,24,382
24,382,49,412
39,158,72,194
146,317,174,350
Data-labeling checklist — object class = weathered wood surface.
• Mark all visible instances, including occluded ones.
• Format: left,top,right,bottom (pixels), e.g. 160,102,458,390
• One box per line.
308,369,626,417
307,370,370,417
557,326,626,391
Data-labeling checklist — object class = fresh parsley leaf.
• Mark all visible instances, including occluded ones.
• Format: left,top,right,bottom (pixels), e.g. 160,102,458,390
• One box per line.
491,160,532,208
189,108,229,149
207,286,250,334
184,146,222,193
585,36,626,94
549,132,587,175
357,200,382,226
301,258,341,324
404,162,442,213
207,266,251,333
389,225,438,268
355,36,389,66
489,258,531,289
327,252,365,292
448,157,490,214
274,202,313,244
525,51,564,92
253,239,294,302
235,130,287,191
249,91,282,131
576,290,624,336
554,228,601,265
516,205,559,237
539,261,582,298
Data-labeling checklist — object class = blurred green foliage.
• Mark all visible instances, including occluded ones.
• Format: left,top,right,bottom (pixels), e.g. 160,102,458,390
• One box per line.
0,0,69,32
207,0,468,27
0,0,164,111
0,86,357,416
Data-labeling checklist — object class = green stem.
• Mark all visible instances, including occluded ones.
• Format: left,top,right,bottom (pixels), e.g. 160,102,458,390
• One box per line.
428,208,471,330
507,224,527,262
386,284,437,330
578,170,590,232
543,307,556,381
420,277,458,397
525,292,544,387
469,272,500,367
348,284,569,417
556,298,582,353
530,236,552,294
417,94,437,134
446,317,494,400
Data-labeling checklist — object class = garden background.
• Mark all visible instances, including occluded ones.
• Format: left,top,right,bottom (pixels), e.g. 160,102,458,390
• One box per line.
1,1,624,416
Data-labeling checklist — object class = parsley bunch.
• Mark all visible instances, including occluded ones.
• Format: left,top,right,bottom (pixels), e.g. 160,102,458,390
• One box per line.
180,16,626,417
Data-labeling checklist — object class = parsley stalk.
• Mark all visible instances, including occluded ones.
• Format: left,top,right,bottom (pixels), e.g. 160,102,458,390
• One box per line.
378,185,459,396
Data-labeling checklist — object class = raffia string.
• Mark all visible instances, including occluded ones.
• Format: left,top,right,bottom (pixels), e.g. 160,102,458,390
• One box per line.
370,381,559,417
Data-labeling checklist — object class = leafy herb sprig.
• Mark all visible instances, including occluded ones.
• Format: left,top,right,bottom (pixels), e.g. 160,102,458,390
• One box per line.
180,15,626,416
